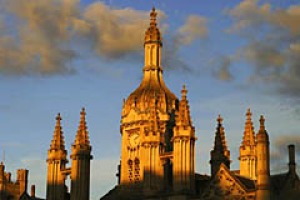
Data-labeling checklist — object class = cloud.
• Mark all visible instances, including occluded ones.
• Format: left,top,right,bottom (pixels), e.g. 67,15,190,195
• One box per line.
222,0,300,101
270,135,300,174
0,0,79,75
175,15,207,45
162,15,208,72
211,56,233,81
0,0,208,76
81,3,149,59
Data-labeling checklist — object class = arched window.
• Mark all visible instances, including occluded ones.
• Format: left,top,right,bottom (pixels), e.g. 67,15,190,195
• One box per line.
128,159,133,182
134,158,140,182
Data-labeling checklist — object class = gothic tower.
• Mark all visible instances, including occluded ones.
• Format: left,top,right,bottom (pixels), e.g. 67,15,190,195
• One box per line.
210,115,230,176
173,85,196,193
239,108,256,180
120,7,178,194
46,113,68,200
255,115,270,200
70,108,93,200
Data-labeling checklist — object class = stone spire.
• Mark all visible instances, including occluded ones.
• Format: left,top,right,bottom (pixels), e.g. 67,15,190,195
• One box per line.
46,113,67,200
70,107,92,200
173,85,196,193
121,7,177,117
239,108,257,180
241,108,256,147
210,115,230,175
176,85,192,127
213,115,230,157
49,113,65,151
74,108,90,146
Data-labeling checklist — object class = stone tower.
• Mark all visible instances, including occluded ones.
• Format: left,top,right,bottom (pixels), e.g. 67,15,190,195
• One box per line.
120,7,200,196
255,115,270,200
46,113,68,200
70,108,93,200
239,108,256,180
173,85,196,193
210,115,230,176
17,169,29,196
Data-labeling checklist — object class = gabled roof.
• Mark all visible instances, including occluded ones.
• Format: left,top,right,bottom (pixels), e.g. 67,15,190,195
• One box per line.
200,164,256,199
19,192,45,200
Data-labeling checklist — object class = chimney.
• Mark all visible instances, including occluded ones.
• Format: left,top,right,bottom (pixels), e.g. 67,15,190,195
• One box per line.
288,144,296,174
31,185,35,198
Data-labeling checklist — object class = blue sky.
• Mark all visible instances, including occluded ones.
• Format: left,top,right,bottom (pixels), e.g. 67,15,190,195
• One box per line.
1,0,300,199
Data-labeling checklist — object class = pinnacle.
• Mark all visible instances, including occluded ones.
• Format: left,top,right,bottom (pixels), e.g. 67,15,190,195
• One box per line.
213,115,229,154
181,85,187,99
176,85,192,126
74,107,90,146
50,113,65,150
150,7,157,27
242,108,255,146
217,114,223,125
259,115,265,131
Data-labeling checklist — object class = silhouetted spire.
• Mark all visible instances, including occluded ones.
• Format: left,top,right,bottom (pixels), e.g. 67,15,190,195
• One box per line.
176,85,192,127
241,108,255,147
210,115,230,175
74,108,90,146
50,113,65,150
213,115,230,156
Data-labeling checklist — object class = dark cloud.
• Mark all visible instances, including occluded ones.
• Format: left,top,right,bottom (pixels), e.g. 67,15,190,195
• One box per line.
211,56,233,81
270,135,300,173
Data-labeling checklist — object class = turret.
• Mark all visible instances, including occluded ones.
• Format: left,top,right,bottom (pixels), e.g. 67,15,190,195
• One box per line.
239,108,256,180
255,115,270,200
210,115,230,176
17,169,28,196
119,7,177,195
172,85,196,194
70,108,92,200
46,113,68,200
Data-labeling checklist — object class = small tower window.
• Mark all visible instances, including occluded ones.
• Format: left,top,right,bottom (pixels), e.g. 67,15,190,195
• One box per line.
134,158,140,182
128,159,133,182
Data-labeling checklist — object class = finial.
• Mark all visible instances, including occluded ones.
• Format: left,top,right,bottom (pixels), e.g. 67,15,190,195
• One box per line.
181,85,187,97
259,115,265,129
217,114,223,125
150,7,157,27
246,108,252,119
56,113,61,121
81,107,86,116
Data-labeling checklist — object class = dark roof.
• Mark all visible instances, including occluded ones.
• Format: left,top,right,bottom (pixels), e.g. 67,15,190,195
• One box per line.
271,171,300,194
234,174,256,191
19,192,45,200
